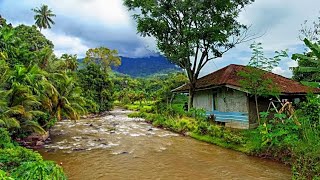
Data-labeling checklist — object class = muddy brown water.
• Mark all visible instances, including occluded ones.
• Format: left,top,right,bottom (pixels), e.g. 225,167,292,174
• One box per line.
38,108,291,180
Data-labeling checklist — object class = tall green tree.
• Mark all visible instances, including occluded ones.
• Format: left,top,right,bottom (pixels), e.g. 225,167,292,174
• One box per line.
248,42,288,72
238,67,279,124
32,5,56,31
84,47,121,72
292,39,320,87
238,42,286,124
14,25,53,52
124,0,255,109
77,63,114,112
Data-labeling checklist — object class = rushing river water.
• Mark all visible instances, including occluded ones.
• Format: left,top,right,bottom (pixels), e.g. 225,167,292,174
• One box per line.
39,108,291,180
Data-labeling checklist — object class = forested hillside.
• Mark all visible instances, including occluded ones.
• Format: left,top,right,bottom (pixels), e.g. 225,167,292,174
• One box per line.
79,55,181,77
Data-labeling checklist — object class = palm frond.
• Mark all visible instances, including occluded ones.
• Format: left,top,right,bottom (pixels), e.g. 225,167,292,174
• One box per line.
0,117,20,129
22,120,46,134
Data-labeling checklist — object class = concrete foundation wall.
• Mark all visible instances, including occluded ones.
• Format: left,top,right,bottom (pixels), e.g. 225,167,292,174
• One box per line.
225,121,250,129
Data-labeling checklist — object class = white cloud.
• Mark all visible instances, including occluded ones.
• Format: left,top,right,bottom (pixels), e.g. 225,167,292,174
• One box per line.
43,0,131,27
0,0,147,57
42,30,89,58
287,59,298,68
272,67,286,76
239,0,320,51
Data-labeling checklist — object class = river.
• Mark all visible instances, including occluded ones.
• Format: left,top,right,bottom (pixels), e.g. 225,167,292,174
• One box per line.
38,108,291,180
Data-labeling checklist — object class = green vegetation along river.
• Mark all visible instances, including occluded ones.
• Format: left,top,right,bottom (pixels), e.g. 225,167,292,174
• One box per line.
38,108,291,180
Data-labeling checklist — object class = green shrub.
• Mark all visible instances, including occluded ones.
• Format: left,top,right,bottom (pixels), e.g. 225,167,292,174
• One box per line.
139,106,154,113
11,161,66,180
291,112,320,179
195,121,210,135
300,95,320,127
0,146,43,172
292,141,320,180
0,170,14,180
152,115,167,127
258,112,300,150
177,118,194,132
207,125,223,138
0,128,14,149
187,108,207,122
128,112,146,118
223,131,246,145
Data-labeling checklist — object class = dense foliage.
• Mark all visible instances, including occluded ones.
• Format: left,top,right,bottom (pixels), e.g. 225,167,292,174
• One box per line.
77,63,114,112
0,16,116,178
0,128,66,179
113,72,188,107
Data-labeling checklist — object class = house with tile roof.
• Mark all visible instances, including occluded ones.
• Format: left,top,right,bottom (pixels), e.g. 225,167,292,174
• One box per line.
172,64,320,129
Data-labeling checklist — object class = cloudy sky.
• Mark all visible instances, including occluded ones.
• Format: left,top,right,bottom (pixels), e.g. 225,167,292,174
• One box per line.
0,0,319,77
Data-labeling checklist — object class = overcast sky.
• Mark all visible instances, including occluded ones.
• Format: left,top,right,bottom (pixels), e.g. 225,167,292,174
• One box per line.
0,0,319,77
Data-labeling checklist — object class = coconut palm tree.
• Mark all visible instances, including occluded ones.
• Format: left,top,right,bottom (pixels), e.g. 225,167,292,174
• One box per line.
49,73,86,121
61,54,78,71
1,83,45,134
1,65,52,133
32,4,56,31
0,90,20,129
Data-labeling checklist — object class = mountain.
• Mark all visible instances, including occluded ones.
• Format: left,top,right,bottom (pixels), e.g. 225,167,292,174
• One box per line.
114,56,180,77
78,55,181,77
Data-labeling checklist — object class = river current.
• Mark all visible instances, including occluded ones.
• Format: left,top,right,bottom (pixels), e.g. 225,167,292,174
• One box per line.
39,108,291,180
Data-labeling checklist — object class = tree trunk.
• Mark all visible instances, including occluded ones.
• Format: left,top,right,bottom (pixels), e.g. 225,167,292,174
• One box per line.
169,93,175,107
188,84,196,111
57,106,61,121
254,95,260,124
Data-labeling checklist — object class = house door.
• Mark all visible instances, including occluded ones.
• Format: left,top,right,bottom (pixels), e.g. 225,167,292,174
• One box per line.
212,92,217,111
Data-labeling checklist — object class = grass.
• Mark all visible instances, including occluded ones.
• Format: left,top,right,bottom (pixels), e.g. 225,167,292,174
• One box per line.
189,133,251,153
127,110,257,154
116,100,154,113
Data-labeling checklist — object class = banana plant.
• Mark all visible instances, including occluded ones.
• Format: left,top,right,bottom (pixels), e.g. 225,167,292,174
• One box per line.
292,38,320,87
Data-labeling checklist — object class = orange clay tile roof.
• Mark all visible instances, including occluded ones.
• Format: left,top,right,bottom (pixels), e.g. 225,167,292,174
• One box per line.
173,64,320,94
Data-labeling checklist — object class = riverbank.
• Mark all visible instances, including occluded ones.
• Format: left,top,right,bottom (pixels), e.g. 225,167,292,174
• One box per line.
127,111,261,154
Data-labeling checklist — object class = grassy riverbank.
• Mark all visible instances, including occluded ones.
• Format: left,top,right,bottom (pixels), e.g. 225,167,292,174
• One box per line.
125,97,320,179
128,111,259,154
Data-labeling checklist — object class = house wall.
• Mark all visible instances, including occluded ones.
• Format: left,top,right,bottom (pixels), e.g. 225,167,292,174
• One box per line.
216,88,248,113
193,90,213,111
193,88,250,129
